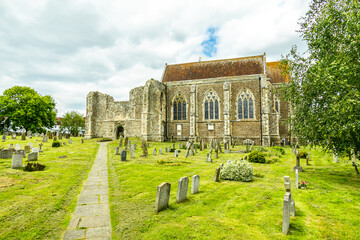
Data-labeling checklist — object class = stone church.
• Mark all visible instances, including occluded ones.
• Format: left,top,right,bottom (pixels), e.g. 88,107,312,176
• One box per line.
85,53,290,146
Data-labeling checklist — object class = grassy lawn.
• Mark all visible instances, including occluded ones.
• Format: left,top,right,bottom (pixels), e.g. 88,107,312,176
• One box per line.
108,138,360,240
0,136,99,240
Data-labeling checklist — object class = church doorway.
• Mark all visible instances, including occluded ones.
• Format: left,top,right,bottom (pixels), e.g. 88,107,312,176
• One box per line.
116,125,124,139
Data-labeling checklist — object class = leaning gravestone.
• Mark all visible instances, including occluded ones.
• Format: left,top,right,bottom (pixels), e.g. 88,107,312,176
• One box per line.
176,176,189,203
214,167,220,182
191,175,200,194
28,152,38,161
141,140,148,157
0,149,12,159
11,154,23,169
15,144,21,151
155,182,171,213
121,151,127,161
115,147,120,155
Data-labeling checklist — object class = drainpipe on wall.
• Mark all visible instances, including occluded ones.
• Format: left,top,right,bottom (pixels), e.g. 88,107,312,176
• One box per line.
259,76,263,146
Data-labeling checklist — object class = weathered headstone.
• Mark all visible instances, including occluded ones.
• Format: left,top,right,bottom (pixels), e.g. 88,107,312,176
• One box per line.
115,147,120,155
28,152,38,161
282,192,291,235
2,135,6,142
206,153,213,162
69,139,72,144
15,144,21,151
39,143,43,152
128,140,131,147
9,143,13,150
284,176,295,217
12,133,16,139
243,139,254,152
159,148,163,155
124,137,129,147
43,135,48,142
155,182,171,213
200,139,204,151
131,145,135,158
11,154,23,168
58,133,63,140
32,147,39,153
0,149,12,159
214,167,220,182
214,147,218,159
15,150,26,157
295,169,299,189
191,175,200,194
216,140,223,153
176,176,189,203
169,146,172,152
21,133,26,140
141,140,148,157
194,144,198,153
293,151,303,172
173,143,175,149
24,145,31,153
175,149,179,157
121,151,127,161
165,147,168,153
81,138,84,144
153,148,157,156
53,136,57,142
119,136,123,147
63,142,66,146
189,144,194,156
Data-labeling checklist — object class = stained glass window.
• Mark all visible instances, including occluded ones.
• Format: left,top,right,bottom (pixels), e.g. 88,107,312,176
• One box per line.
238,89,255,120
274,95,279,112
204,90,219,120
173,93,186,120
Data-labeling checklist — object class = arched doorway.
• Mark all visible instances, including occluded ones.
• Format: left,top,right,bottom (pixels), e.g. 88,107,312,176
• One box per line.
116,125,124,139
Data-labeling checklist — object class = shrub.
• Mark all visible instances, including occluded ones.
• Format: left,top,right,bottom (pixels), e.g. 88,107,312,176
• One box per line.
98,138,112,142
52,141,60,147
299,151,308,159
23,162,45,172
248,151,266,163
270,146,285,155
220,160,253,182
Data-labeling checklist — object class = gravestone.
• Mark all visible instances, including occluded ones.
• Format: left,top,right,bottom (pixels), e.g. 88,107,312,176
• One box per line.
170,135,173,142
63,142,66,146
284,176,295,217
131,145,135,158
48,132,53,139
66,134,70,139
214,167,220,182
24,145,31,153
32,147,39,153
119,136,123,147
81,139,84,144
9,144,13,150
169,146,172,152
15,144,21,151
159,148,163,155
115,147,120,155
214,147,218,159
11,154,23,168
191,175,200,194
282,192,291,235
15,150,25,157
293,151,303,172
39,143,43,152
155,182,171,213
58,133,63,140
12,134,16,139
2,135,6,142
175,149,179,157
189,144,194,156
206,153,213,162
28,152,38,161
141,140,148,157
43,135,48,142
153,148,157,156
176,176,189,203
121,151,127,161
194,144,198,153
124,137,129,147
219,163,224,169
200,139,204,151
243,139,254,152
21,133,26,140
0,149,12,159
295,169,299,189
69,139,72,144
216,140,223,153
27,142,33,148
53,136,57,142
172,143,175,149
128,140,131,147
165,147,168,153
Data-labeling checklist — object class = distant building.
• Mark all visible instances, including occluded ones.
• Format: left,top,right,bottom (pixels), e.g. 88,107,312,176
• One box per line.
85,53,290,146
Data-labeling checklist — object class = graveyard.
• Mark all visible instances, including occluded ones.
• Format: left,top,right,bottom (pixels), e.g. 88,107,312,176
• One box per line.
0,136,359,239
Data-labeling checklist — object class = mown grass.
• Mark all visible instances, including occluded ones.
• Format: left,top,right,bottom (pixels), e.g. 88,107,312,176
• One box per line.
0,136,99,240
108,138,360,240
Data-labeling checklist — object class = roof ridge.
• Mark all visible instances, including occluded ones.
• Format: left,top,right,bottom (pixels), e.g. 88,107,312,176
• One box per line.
166,54,265,66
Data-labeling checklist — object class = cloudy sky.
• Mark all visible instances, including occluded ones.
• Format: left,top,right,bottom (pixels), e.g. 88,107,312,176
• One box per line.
0,0,309,116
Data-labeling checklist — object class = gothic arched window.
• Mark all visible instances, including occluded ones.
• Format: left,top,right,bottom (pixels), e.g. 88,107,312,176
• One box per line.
238,89,255,120
173,93,186,120
204,90,220,120
274,95,280,113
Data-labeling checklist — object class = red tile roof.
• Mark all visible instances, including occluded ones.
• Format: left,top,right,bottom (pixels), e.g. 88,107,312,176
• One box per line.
266,61,289,83
162,55,265,83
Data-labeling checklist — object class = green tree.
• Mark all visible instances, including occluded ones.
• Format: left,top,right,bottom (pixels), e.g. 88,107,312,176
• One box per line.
281,0,360,154
60,111,85,136
0,86,57,133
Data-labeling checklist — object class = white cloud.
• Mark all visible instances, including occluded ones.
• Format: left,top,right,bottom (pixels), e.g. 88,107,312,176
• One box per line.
0,0,310,116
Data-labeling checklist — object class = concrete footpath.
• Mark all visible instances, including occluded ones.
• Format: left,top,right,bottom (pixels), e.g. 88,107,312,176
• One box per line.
63,142,111,240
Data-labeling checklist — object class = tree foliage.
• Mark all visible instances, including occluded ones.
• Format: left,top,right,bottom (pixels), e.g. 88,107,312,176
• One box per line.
0,86,56,133
60,111,85,136
281,0,360,153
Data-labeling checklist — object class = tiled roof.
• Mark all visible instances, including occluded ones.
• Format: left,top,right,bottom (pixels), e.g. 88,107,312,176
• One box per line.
266,61,289,83
162,55,265,83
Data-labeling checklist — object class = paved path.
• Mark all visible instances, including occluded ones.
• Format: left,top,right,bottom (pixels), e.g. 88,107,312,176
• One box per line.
63,142,111,240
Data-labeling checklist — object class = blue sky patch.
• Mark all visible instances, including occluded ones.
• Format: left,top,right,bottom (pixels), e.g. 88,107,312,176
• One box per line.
201,27,218,57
